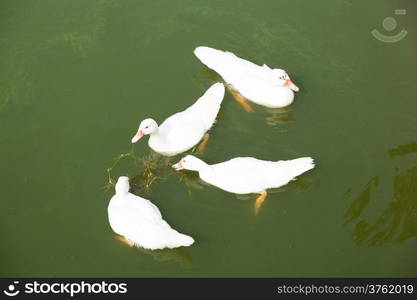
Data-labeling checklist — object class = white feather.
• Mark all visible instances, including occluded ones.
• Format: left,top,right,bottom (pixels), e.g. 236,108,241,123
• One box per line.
194,46,296,108
148,83,225,156
177,156,314,194
108,177,194,250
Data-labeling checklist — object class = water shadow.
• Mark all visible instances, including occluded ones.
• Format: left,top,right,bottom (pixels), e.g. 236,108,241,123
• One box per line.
344,176,379,225
344,142,417,246
191,67,223,89
264,106,295,128
235,174,314,201
388,142,417,159
136,247,193,269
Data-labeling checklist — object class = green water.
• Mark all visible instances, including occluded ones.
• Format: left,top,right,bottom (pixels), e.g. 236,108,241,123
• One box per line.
1,0,416,277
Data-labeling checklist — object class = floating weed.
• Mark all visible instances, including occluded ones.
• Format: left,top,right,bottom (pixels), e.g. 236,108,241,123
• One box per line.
103,150,172,195
130,153,173,195
101,151,143,192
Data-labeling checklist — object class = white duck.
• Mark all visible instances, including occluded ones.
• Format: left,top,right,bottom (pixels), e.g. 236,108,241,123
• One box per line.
194,46,299,109
108,176,194,250
131,83,225,156
173,155,314,214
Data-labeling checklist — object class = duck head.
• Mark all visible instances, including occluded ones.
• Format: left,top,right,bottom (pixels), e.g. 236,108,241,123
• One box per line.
131,118,159,143
271,69,299,92
115,176,130,194
172,155,206,171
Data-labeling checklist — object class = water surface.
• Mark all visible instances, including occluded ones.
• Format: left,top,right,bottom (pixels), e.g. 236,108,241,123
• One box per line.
1,0,416,277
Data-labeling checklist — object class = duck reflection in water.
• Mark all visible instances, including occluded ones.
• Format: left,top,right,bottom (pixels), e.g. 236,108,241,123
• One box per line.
344,142,417,246
136,247,193,269
265,106,295,128
114,234,194,268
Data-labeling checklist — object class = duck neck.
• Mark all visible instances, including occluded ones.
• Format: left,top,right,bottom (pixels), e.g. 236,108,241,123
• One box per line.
115,182,129,195
194,158,211,174
149,127,164,144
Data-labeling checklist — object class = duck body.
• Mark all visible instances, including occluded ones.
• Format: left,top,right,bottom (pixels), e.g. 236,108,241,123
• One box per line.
108,177,194,250
174,156,314,195
194,47,298,108
148,111,209,156
131,83,225,156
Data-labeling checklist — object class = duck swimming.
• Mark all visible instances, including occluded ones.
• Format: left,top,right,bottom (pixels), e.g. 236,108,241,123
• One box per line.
108,176,194,250
131,83,225,156
173,155,314,214
194,46,299,110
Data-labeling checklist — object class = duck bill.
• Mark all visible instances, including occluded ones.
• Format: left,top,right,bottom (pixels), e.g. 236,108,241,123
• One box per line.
284,79,299,92
131,130,144,143
172,160,184,171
